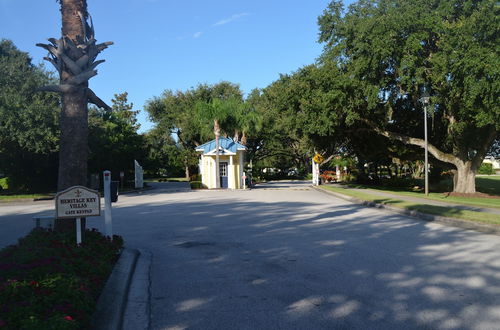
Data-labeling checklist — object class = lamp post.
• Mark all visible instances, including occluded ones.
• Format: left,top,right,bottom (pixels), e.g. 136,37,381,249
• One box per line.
419,92,430,196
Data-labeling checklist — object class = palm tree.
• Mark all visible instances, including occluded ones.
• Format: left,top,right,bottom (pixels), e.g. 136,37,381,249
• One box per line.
234,103,262,146
37,0,112,230
196,98,238,188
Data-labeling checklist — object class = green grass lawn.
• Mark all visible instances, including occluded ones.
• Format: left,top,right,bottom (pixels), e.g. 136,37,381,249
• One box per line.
0,194,53,202
321,185,500,225
476,175,500,195
345,176,500,209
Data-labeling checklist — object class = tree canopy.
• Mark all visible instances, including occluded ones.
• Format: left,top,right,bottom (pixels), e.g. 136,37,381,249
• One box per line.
315,0,499,193
0,39,60,192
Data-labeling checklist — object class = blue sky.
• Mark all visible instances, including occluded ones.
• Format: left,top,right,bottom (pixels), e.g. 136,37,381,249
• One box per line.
0,0,353,132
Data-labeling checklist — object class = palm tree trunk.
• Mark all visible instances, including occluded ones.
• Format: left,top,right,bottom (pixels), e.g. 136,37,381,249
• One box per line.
56,0,89,232
214,119,220,188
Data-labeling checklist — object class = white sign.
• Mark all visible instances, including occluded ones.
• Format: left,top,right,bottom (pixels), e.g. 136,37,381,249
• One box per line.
56,186,100,219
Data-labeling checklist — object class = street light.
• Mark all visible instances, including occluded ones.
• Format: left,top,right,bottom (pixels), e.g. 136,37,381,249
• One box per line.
419,91,430,196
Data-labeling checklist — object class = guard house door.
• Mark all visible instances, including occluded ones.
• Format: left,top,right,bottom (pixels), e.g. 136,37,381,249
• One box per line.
219,162,228,188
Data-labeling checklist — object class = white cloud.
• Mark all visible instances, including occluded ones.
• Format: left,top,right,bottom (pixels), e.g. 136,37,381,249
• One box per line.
193,31,203,38
213,13,249,27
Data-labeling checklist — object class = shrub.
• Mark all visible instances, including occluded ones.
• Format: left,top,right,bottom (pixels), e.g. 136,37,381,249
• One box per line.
190,181,207,189
0,228,123,329
0,177,8,190
478,163,494,175
189,174,201,182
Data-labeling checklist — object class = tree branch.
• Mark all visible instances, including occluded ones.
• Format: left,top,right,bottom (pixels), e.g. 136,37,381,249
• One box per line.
60,53,82,75
96,41,114,53
472,127,497,170
89,59,105,70
67,70,97,85
43,56,61,74
86,88,111,110
362,119,460,167
37,84,77,93
320,154,335,166
75,54,89,69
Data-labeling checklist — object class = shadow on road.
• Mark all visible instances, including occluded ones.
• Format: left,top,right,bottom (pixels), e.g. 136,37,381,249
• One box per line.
107,193,500,330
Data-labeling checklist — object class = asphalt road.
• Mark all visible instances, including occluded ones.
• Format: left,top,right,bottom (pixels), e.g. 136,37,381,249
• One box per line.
1,181,500,329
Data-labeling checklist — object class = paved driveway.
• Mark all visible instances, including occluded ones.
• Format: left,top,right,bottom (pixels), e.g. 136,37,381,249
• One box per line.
1,181,500,329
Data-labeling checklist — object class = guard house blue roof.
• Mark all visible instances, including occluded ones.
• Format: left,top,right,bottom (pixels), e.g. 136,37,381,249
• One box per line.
195,137,246,155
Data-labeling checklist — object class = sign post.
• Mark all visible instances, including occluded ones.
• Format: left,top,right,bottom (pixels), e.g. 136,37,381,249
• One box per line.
119,171,124,189
55,186,100,245
103,170,113,239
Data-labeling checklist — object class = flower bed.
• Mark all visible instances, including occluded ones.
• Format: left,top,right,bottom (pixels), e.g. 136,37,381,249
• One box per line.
320,170,337,183
0,228,123,329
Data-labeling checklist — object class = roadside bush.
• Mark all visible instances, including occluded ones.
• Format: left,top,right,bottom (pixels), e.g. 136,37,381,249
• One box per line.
0,228,123,329
189,174,201,182
190,181,207,189
340,173,356,183
478,163,494,175
0,178,8,190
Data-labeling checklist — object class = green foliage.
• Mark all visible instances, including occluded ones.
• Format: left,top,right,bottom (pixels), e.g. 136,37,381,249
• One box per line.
146,81,243,148
0,228,123,329
189,181,207,189
316,0,499,191
143,127,187,178
0,39,60,193
88,92,146,180
189,174,201,182
478,163,494,175
145,82,261,178
0,177,7,190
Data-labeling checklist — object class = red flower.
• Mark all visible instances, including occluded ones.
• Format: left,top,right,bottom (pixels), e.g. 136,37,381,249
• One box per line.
64,315,73,321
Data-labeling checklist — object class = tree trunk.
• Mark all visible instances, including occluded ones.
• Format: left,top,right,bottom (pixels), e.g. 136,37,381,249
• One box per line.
372,124,497,194
214,119,220,189
58,90,89,189
38,0,111,232
241,131,247,146
452,161,476,194
184,154,190,180
56,0,89,232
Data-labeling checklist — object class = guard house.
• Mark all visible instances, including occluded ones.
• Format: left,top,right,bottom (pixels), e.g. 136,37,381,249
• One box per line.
196,137,247,189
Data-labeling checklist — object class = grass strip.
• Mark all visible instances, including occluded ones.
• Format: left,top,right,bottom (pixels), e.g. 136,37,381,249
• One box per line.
0,194,52,201
321,185,500,226
345,184,500,210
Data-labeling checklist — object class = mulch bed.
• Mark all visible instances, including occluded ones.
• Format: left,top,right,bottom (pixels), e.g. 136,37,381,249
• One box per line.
445,192,500,199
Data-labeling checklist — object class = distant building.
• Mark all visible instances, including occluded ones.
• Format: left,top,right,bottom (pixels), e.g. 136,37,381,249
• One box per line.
196,137,247,189
483,156,500,174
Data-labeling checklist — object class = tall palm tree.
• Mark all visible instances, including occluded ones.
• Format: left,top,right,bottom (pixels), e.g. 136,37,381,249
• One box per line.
37,0,112,230
196,98,238,188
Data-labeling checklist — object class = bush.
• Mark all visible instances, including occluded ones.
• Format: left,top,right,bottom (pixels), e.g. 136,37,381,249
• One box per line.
189,174,201,182
190,181,207,189
0,228,123,329
478,163,494,175
0,177,8,191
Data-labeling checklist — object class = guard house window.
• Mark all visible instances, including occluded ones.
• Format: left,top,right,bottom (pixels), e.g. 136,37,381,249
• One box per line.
219,163,227,177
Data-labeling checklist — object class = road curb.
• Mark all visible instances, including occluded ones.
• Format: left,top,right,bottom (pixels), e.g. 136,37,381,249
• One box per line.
123,249,152,330
92,248,140,330
312,185,500,235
